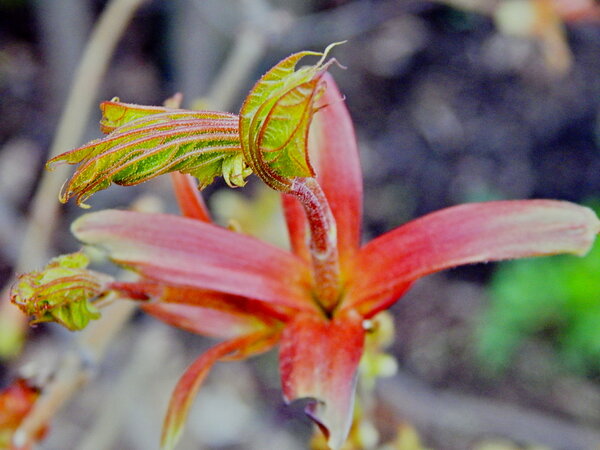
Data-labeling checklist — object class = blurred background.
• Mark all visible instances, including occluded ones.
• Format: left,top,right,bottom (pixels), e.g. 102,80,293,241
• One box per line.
1,0,600,448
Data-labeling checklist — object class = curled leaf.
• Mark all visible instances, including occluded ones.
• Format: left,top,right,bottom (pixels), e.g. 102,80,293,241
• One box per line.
240,42,343,191
10,252,112,331
48,101,248,207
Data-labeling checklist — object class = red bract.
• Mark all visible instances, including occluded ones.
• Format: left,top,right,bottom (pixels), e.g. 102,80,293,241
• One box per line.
69,75,599,449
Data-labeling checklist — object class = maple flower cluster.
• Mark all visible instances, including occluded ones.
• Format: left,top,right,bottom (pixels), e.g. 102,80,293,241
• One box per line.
10,46,600,449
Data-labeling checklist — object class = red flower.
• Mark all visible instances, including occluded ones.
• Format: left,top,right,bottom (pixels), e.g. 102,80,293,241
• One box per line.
66,74,600,449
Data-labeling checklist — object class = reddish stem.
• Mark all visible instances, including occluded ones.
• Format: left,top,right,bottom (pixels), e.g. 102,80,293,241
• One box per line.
289,177,340,312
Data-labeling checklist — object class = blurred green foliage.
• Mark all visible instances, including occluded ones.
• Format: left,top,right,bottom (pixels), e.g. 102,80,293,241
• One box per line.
478,203,600,375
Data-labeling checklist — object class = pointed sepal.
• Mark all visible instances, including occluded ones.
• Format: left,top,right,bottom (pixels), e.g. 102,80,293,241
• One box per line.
347,200,600,317
161,331,280,450
109,281,284,339
170,172,211,222
279,308,365,449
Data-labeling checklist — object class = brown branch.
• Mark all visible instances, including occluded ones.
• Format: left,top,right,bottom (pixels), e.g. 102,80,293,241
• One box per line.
12,301,136,449
379,369,600,448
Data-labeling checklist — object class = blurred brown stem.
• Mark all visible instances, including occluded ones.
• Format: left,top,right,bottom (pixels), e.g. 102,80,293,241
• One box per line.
0,0,150,359
379,369,600,448
13,301,136,449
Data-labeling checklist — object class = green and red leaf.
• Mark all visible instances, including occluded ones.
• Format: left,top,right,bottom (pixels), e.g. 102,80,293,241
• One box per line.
346,200,600,317
71,210,314,313
279,308,365,450
48,101,248,207
98,98,234,134
10,252,112,331
239,44,341,191
161,331,280,450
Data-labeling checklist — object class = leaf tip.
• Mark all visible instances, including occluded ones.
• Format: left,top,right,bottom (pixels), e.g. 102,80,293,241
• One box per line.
316,41,347,68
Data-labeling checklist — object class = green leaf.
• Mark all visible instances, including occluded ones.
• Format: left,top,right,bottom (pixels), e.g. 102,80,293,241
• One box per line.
48,101,249,207
98,98,235,134
239,42,343,191
48,44,344,205
10,252,112,331
479,215,600,375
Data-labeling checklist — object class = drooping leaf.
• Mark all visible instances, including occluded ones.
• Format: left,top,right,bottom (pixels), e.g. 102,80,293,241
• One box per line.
10,252,112,331
161,331,280,450
239,43,342,191
48,101,249,207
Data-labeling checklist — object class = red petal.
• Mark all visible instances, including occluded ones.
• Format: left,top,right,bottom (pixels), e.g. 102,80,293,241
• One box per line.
138,283,284,338
284,75,363,269
279,308,365,449
72,210,314,312
170,172,211,222
346,200,600,316
142,303,272,339
161,331,279,450
309,73,363,270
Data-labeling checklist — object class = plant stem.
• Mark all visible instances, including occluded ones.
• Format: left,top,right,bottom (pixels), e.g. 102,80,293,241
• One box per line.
290,177,341,312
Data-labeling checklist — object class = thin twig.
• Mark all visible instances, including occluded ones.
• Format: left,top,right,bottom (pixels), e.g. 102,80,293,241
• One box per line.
379,369,600,449
13,301,136,449
205,0,280,110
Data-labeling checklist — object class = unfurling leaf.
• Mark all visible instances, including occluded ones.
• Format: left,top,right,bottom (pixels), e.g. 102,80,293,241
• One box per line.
48,101,249,207
240,42,343,191
10,252,112,331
